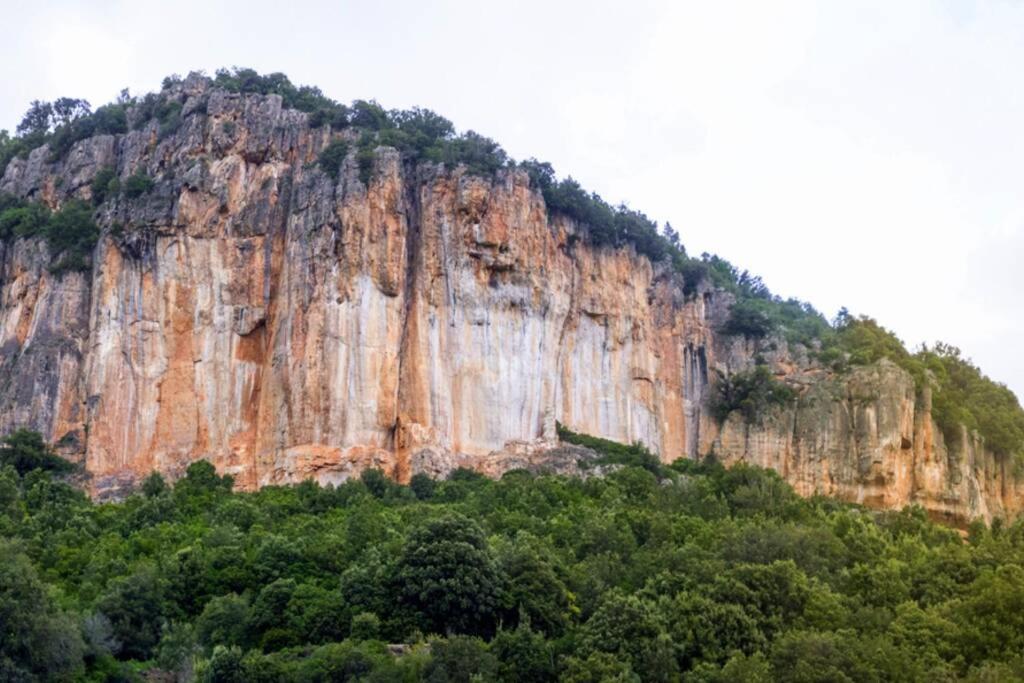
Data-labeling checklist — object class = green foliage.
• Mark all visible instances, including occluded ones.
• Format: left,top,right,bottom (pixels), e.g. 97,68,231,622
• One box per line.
0,129,22,177
90,165,120,205
491,620,556,681
6,97,129,165
317,139,349,180
47,103,128,161
0,429,74,476
1,437,1024,680
349,99,390,131
0,540,84,681
44,200,101,273
826,313,1024,460
122,171,155,198
380,107,455,159
0,195,101,273
96,565,168,660
213,68,508,180
921,344,1024,458
141,472,167,498
350,611,381,641
156,99,183,140
439,130,508,177
410,473,437,500
394,513,506,637
356,134,377,186
0,194,50,240
709,365,797,424
196,594,251,651
720,298,775,338
214,67,350,129
1,66,1024,680
425,635,499,682
556,421,666,475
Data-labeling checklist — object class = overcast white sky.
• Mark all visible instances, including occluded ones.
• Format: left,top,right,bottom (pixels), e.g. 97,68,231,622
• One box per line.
2,0,1022,399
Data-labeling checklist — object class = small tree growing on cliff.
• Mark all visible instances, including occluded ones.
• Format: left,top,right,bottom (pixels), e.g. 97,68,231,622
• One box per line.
318,140,350,180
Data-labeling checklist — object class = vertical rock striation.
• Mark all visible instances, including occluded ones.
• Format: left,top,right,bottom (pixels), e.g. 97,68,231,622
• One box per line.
0,76,1018,525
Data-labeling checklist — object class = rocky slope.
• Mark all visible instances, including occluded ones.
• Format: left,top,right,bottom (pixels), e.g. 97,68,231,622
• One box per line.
1,75,1019,524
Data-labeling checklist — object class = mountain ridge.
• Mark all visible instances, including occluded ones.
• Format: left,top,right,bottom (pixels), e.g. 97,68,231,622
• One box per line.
0,68,1021,526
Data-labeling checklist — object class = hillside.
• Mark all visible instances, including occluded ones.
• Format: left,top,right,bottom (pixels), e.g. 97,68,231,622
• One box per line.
0,69,1022,528
3,429,1024,681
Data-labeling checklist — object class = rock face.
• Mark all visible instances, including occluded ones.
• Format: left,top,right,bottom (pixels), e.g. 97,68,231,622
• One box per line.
1,77,1019,524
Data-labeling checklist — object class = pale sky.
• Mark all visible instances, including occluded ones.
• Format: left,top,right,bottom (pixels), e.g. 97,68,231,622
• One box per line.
2,0,1022,399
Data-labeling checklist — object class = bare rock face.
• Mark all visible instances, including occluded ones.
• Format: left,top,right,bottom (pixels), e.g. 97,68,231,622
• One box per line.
0,80,1019,525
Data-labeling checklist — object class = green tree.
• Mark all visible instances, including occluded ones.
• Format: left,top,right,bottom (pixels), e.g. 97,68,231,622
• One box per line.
424,636,498,683
499,536,575,636
578,591,677,681
45,200,100,273
122,171,155,198
709,365,796,424
318,139,349,180
351,612,381,641
141,471,167,498
0,429,73,476
949,564,1024,665
561,652,640,683
665,592,766,669
201,645,246,683
96,565,168,660
394,514,507,636
0,542,84,681
196,593,251,651
90,166,120,205
490,619,556,682
17,100,54,137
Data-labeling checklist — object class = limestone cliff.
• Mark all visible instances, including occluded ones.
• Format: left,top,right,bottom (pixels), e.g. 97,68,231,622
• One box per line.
1,75,1018,525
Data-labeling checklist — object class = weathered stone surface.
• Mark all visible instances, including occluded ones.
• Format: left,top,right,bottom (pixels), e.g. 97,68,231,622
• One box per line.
0,80,1019,525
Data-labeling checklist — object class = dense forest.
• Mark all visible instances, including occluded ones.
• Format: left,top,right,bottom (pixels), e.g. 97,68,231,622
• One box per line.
2,428,1024,682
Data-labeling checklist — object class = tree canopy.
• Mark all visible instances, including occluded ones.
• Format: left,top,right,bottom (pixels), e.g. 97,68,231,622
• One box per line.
1,430,1023,681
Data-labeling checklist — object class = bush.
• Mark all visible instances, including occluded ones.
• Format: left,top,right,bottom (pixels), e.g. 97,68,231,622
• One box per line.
97,566,169,660
709,365,796,424
348,99,389,131
350,612,381,641
90,166,120,205
2,422,1024,679
441,130,508,176
556,422,665,475
0,129,25,177
922,344,1024,458
47,103,128,161
317,139,349,180
213,67,350,130
157,100,183,140
720,299,775,339
45,200,100,273
0,195,50,240
123,171,155,198
356,135,376,186
0,197,99,273
0,429,73,476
